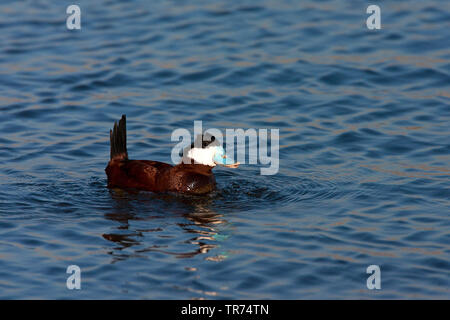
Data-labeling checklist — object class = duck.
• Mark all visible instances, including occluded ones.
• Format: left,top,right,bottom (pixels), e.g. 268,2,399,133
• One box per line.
105,115,239,194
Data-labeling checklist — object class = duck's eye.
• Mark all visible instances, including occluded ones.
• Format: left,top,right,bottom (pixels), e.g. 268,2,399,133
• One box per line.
200,135,215,148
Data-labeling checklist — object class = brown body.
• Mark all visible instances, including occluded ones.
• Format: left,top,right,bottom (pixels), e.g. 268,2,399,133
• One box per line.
106,159,216,194
105,115,216,194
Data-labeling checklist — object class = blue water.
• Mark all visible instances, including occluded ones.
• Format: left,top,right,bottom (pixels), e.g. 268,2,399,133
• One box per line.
0,0,449,299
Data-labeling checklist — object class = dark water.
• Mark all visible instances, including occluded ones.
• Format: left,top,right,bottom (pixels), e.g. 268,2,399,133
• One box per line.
0,0,449,299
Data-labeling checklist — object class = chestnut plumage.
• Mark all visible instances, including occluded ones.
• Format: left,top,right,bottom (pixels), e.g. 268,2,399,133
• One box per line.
105,115,219,194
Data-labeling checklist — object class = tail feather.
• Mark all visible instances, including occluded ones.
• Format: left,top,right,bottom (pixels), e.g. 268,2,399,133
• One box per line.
110,114,128,160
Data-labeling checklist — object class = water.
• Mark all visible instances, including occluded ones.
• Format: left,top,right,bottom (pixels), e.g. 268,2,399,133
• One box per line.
0,0,449,299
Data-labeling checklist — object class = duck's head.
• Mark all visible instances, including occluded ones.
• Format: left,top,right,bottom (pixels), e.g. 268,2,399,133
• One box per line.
182,134,240,168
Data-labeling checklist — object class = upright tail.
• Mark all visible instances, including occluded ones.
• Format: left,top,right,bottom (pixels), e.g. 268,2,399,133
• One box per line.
110,114,128,160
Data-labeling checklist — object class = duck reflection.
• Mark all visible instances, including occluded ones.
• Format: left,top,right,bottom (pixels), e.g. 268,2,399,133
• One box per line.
102,188,229,263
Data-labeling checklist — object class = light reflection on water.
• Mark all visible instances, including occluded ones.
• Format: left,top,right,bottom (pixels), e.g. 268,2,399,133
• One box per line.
103,190,229,262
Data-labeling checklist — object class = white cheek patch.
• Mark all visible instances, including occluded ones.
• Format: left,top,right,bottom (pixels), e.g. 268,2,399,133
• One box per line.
184,147,216,166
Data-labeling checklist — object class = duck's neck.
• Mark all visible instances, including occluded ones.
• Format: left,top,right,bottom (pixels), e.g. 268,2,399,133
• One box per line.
176,163,215,173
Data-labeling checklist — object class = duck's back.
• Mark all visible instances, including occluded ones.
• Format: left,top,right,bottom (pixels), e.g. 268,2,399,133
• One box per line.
106,159,173,192
106,160,216,194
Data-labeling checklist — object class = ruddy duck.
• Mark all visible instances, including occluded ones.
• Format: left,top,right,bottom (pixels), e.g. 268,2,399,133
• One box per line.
105,115,239,194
